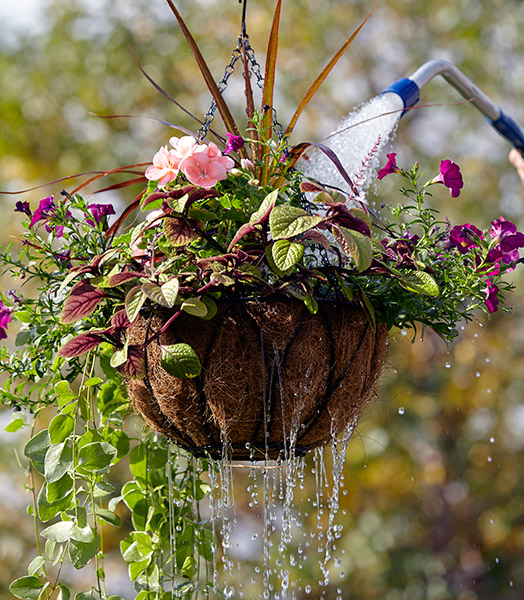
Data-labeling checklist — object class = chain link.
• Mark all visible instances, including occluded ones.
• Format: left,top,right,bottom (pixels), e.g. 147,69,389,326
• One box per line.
198,29,284,142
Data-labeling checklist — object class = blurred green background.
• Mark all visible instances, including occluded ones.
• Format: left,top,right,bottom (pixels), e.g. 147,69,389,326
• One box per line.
1,0,524,598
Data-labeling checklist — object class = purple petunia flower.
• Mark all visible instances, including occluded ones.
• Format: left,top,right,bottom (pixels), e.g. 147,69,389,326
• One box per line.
483,278,499,313
0,301,13,340
448,224,483,254
381,231,419,265
7,290,22,304
377,153,401,180
14,201,31,217
86,203,116,227
486,216,524,266
225,133,245,154
431,159,463,198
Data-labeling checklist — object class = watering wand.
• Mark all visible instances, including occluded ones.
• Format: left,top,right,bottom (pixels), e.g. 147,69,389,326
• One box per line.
381,59,524,156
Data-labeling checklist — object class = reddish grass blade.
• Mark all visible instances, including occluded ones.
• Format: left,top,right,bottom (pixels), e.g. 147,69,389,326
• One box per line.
164,0,241,138
284,2,377,139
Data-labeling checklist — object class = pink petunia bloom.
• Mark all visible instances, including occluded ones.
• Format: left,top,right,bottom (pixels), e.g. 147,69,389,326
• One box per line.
431,159,463,198
377,153,401,180
482,278,499,313
180,153,228,188
145,146,180,187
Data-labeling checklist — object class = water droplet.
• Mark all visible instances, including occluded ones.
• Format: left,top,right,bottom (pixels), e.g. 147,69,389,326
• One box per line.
490,437,495,443
490,519,494,524
487,456,492,463
445,362,451,368
305,585,312,594
401,329,407,336
476,371,481,378
398,407,405,415
485,357,491,363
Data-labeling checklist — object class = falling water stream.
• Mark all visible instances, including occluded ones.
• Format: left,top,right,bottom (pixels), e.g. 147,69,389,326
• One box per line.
164,94,404,599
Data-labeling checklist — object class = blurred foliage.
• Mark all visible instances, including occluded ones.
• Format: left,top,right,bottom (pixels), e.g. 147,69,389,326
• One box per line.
1,0,524,598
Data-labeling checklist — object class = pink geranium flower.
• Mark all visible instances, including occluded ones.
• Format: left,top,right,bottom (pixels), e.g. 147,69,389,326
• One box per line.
170,135,202,160
145,146,180,187
431,159,463,198
377,153,401,180
180,153,228,188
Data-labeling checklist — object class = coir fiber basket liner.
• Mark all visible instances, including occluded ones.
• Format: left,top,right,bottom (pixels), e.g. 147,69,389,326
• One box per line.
127,299,388,460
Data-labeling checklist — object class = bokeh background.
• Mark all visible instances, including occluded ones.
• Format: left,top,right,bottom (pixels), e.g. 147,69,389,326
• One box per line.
1,0,524,598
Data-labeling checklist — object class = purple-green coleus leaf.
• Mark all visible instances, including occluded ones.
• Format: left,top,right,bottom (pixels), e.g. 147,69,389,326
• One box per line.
116,345,145,378
227,190,279,252
326,204,371,237
164,217,199,247
106,271,146,287
60,281,107,324
269,205,324,240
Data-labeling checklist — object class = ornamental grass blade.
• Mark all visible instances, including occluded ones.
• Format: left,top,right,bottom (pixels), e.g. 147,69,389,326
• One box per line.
165,0,241,138
261,0,282,146
284,2,377,139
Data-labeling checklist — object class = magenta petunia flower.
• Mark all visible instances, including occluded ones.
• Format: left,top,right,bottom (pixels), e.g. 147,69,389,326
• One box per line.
432,159,463,198
29,196,56,228
225,133,245,154
483,278,499,313
0,300,13,340
486,216,524,266
448,224,483,254
377,153,401,180
86,203,116,227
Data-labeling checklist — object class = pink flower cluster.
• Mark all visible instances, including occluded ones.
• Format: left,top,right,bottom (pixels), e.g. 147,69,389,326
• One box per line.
145,136,235,189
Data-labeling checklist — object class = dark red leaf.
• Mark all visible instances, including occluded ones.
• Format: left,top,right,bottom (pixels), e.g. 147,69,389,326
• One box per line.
116,345,145,378
58,332,105,358
141,191,169,209
111,309,131,331
227,222,256,252
60,280,107,324
107,271,144,287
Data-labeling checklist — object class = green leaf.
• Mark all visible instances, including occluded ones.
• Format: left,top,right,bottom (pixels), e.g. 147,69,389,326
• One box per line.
200,295,218,320
269,205,324,240
78,442,117,472
24,430,50,465
335,273,355,302
74,593,94,600
125,285,146,323
57,585,71,600
9,576,47,599
110,342,128,369
397,270,440,297
46,473,74,503
181,297,208,318
250,189,278,224
44,442,73,483
55,381,77,404
4,413,26,432
108,430,130,462
38,483,74,522
333,226,373,272
129,558,151,582
161,278,180,308
271,239,304,271
71,525,95,544
68,532,101,569
95,508,122,527
49,414,74,444
161,344,202,378
41,520,75,543
27,556,46,577
304,295,319,314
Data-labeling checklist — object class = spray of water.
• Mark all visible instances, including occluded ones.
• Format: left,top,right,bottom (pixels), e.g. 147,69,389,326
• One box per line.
297,93,404,195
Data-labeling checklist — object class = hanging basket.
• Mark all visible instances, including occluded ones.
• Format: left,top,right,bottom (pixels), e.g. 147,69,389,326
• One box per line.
126,299,388,460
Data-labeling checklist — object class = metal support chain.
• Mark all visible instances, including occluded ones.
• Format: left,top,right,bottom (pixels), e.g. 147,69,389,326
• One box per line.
198,0,283,141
